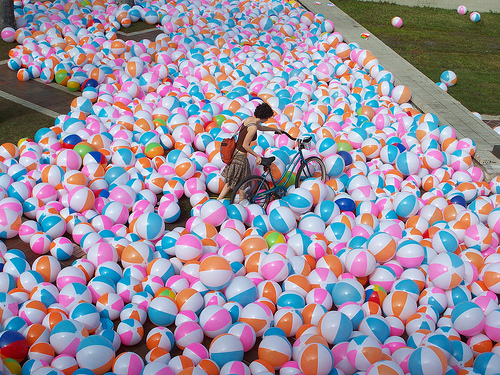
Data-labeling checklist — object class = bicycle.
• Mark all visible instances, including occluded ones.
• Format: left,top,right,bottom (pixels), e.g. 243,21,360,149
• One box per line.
229,132,326,208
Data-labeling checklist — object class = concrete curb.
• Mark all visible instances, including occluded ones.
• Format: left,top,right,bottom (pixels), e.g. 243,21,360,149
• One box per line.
298,0,500,179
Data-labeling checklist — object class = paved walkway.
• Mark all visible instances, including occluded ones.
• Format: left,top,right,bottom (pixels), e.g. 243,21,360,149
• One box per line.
298,0,500,178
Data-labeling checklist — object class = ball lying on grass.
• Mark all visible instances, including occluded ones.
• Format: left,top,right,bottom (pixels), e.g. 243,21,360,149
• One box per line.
470,11,481,22
440,70,457,87
391,16,403,28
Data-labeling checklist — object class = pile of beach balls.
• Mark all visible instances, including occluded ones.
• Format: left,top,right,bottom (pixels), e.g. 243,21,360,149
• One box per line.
2,0,500,374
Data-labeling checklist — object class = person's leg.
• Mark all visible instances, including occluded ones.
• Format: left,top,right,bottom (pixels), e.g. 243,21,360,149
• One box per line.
217,184,231,200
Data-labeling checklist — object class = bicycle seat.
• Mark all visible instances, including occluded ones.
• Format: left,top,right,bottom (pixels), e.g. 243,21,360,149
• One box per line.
260,156,275,167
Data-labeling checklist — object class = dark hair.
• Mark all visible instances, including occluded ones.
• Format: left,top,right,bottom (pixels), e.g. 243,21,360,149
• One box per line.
254,102,274,120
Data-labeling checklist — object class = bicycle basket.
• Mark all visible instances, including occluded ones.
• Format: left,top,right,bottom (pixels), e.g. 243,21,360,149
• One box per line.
297,135,313,150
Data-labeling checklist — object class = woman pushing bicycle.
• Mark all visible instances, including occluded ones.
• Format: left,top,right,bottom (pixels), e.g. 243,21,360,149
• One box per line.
217,102,283,201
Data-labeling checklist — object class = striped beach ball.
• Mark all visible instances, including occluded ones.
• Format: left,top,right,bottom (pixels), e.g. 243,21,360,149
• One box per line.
366,360,404,375
269,206,297,234
113,352,144,375
68,187,95,213
199,255,233,291
440,70,457,87
347,335,382,371
451,301,485,337
428,253,464,290
76,335,115,375
209,334,244,368
469,11,481,22
408,346,447,375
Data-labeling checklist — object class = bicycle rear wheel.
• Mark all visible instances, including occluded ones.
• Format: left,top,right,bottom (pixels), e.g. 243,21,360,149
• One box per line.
295,156,326,188
230,176,271,208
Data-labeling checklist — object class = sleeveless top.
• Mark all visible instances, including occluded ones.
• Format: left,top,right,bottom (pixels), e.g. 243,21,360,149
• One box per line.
235,121,257,153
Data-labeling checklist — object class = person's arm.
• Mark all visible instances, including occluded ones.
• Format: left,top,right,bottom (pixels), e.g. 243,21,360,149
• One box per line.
242,125,262,164
257,123,282,133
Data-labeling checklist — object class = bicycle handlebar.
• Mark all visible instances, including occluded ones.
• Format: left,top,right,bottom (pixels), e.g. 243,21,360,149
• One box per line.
275,131,296,141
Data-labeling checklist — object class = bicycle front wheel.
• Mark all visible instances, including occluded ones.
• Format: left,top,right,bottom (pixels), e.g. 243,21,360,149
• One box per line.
295,156,326,188
230,176,271,208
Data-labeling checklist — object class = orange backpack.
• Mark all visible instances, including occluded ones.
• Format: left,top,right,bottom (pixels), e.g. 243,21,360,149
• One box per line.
220,124,243,164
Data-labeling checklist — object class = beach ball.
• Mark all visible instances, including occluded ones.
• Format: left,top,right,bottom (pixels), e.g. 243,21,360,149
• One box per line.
200,200,227,227
96,293,124,321
408,346,447,375
473,352,500,375
239,302,273,337
324,154,345,178
174,321,203,351
470,12,481,22
358,315,391,344
391,17,403,28
148,296,178,326
269,206,297,234
332,278,365,307
428,253,464,290
347,335,382,371
382,291,417,322
199,255,233,291
366,361,404,375
117,318,144,346
68,187,95,213
146,325,175,352
392,192,419,218
345,249,376,277
449,340,474,370
318,311,353,345
224,276,257,307
1,27,15,43
396,151,421,176
260,253,290,282
288,188,313,214
457,5,467,14
451,301,485,337
113,352,144,375
440,71,457,87
132,212,164,241
209,333,244,368
258,334,292,370
199,305,232,338
297,343,333,375
69,302,100,333
0,208,22,239
175,234,203,263
227,322,256,352
50,319,89,357
484,309,500,342
0,329,29,362
76,335,115,375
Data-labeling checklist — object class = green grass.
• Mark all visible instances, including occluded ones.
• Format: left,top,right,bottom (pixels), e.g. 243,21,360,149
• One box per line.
333,0,500,115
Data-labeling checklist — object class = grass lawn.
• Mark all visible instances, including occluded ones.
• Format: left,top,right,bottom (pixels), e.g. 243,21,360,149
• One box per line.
333,0,500,115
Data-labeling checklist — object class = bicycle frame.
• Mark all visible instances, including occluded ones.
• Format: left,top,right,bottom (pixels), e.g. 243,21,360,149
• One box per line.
250,143,308,202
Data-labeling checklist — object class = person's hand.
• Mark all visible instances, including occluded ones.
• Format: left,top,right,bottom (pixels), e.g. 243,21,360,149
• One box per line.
255,155,262,165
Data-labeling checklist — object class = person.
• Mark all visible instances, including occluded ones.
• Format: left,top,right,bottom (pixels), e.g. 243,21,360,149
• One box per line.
217,102,281,201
